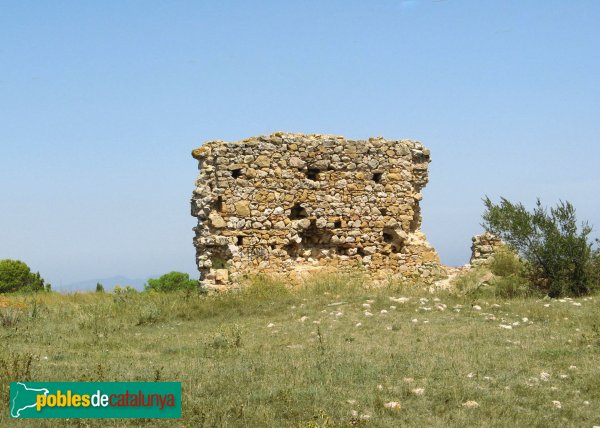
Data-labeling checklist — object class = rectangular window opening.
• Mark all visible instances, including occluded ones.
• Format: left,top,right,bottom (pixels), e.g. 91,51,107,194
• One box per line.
215,196,223,212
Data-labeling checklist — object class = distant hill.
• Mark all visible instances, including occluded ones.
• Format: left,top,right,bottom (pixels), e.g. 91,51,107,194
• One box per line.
57,275,153,293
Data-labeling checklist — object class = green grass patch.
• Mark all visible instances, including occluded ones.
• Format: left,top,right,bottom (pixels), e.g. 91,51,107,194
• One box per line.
1,274,599,427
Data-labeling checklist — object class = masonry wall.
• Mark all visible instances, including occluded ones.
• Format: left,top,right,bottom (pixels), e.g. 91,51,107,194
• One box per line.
470,232,505,266
191,133,440,289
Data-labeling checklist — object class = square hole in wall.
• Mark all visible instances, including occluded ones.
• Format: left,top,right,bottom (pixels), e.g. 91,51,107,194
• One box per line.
237,236,244,245
290,203,308,219
306,169,320,180
382,231,394,243
231,168,243,179
372,172,383,183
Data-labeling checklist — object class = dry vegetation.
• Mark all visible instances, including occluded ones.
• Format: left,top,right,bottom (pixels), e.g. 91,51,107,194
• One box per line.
1,274,599,427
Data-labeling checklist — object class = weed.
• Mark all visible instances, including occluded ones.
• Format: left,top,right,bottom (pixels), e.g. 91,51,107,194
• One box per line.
208,324,243,350
302,272,363,296
29,298,39,319
454,266,490,295
299,409,335,427
241,276,290,300
493,275,531,298
79,363,107,382
316,325,326,354
136,303,162,326
0,353,34,382
590,324,600,348
0,308,23,328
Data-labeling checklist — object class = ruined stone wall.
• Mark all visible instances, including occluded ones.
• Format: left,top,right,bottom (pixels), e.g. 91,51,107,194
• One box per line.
470,232,505,266
191,133,440,290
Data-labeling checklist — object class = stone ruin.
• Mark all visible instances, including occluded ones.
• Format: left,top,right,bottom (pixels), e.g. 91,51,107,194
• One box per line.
470,232,505,266
191,132,441,290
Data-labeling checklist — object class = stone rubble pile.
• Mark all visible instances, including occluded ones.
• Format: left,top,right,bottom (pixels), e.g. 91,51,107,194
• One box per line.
191,132,441,290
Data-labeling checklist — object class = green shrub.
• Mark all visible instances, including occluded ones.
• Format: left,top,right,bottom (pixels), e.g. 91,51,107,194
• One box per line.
111,285,139,305
210,257,229,269
492,275,531,299
483,197,598,297
453,253,530,299
0,260,47,293
490,247,524,277
144,272,197,292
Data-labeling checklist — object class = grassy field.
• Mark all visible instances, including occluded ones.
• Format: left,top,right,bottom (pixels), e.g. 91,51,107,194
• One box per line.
1,273,599,427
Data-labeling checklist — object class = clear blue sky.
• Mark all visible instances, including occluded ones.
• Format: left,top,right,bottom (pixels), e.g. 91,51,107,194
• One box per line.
1,0,599,287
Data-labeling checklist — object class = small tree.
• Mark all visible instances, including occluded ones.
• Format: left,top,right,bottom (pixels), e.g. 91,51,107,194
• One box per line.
0,260,47,293
96,282,105,293
482,197,597,297
144,272,197,292
113,285,137,294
